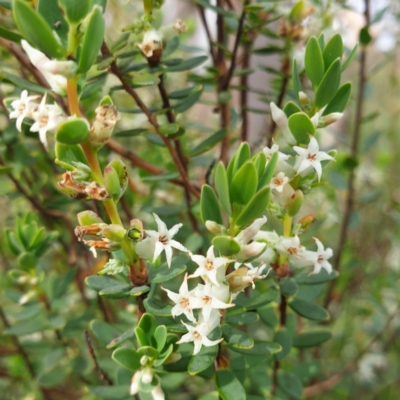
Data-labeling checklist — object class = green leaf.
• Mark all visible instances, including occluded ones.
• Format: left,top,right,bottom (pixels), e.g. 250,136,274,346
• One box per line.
135,326,149,347
277,371,303,399
295,269,338,284
129,286,151,297
293,330,332,348
222,324,254,349
56,118,89,145
138,346,160,358
143,298,173,317
225,312,259,325
59,0,91,23
288,112,315,144
289,298,329,321
322,34,343,70
2,71,48,94
212,236,241,256
227,143,251,184
236,187,270,227
106,328,135,349
137,313,157,336
283,101,301,118
200,185,223,224
314,59,342,110
166,55,208,72
216,369,246,400
78,6,105,73
317,33,325,51
151,259,187,284
168,85,202,99
190,128,227,157
292,58,302,102
55,143,87,169
13,0,65,59
322,83,352,116
0,25,23,42
114,128,148,137
162,35,180,58
258,152,278,189
5,318,49,335
244,286,279,310
159,123,179,136
173,90,202,113
37,0,68,45
230,161,257,205
188,344,218,375
131,72,159,88
153,325,167,351
342,43,359,72
87,386,130,400
214,161,231,216
112,348,141,371
154,343,174,366
85,275,119,292
305,37,324,87
99,284,132,299
273,328,292,360
230,340,281,356
359,26,372,46
279,278,298,297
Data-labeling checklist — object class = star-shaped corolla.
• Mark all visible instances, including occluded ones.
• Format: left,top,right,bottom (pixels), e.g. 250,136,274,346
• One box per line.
189,246,233,287
304,238,333,274
276,235,305,258
194,283,234,321
9,90,39,131
136,213,188,267
176,320,223,355
162,274,201,322
263,143,290,163
270,172,290,193
293,136,334,181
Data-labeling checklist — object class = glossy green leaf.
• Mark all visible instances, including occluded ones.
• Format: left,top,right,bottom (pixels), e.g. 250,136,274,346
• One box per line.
90,320,121,345
137,313,157,336
2,71,48,94
277,371,303,399
230,340,281,356
173,90,202,113
295,269,338,284
342,42,359,72
289,298,329,321
143,298,173,317
222,324,254,349
168,85,202,99
322,83,352,116
292,58,302,102
131,72,160,88
188,344,218,375
314,59,342,109
225,312,258,325
37,0,68,45
99,284,132,299
244,286,279,310
151,262,186,284
106,328,135,349
162,36,180,58
293,330,332,348
0,25,23,42
13,0,65,59
273,328,292,360
56,118,89,145
200,184,223,224
212,236,241,256
135,326,149,347
166,55,208,72
5,318,49,335
85,275,119,292
279,278,298,297
317,32,325,50
159,123,179,136
216,369,246,400
283,101,301,118
305,37,324,87
214,161,231,215
230,161,257,205
258,152,278,189
59,0,91,23
55,143,88,169
190,128,227,157
87,386,130,400
153,325,167,351
323,34,343,70
138,346,160,358
129,286,151,297
236,187,270,227
112,348,141,371
78,6,105,73
288,112,315,144
228,142,251,183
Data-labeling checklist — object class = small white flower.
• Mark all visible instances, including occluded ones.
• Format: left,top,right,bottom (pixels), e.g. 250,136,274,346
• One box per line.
177,320,223,355
276,235,305,259
162,273,201,322
319,112,343,127
151,384,165,400
263,143,290,163
9,90,39,131
174,19,188,33
138,30,163,58
293,136,335,181
30,94,64,148
304,238,333,274
270,172,290,193
189,246,233,287
270,102,296,144
246,263,271,288
130,370,142,395
141,367,153,384
136,213,188,267
194,283,234,321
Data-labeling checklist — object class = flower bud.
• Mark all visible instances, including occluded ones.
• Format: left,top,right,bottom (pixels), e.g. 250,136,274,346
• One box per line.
151,384,165,400
298,214,316,231
138,29,164,65
140,356,148,366
226,268,253,293
41,60,77,78
299,91,309,105
74,224,104,241
128,219,144,241
174,19,188,33
285,189,304,217
141,367,153,384
205,220,222,235
101,224,127,242
130,371,142,395
88,105,119,148
319,112,343,127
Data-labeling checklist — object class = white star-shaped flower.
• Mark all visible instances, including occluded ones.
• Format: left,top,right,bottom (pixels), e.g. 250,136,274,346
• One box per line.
9,90,39,131
176,320,223,355
162,273,201,322
276,235,305,259
263,143,290,163
293,136,334,181
30,94,64,148
194,283,234,321
189,246,233,287
136,213,188,267
304,238,333,274
270,172,290,192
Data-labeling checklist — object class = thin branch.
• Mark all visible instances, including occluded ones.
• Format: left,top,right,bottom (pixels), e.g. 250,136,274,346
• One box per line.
195,4,217,64
240,49,250,142
324,0,370,308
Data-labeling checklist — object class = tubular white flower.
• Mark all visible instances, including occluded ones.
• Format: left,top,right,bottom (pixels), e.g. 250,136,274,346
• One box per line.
269,102,296,144
30,94,64,148
293,136,335,181
189,246,233,287
130,371,142,395
162,273,201,322
151,384,165,400
304,238,333,274
177,320,223,355
270,172,290,193
194,283,234,321
319,112,343,127
9,90,39,131
136,213,188,267
138,30,163,58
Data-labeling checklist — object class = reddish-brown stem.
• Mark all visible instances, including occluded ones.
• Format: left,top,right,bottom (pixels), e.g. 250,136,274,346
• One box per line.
195,4,217,65
240,49,250,142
